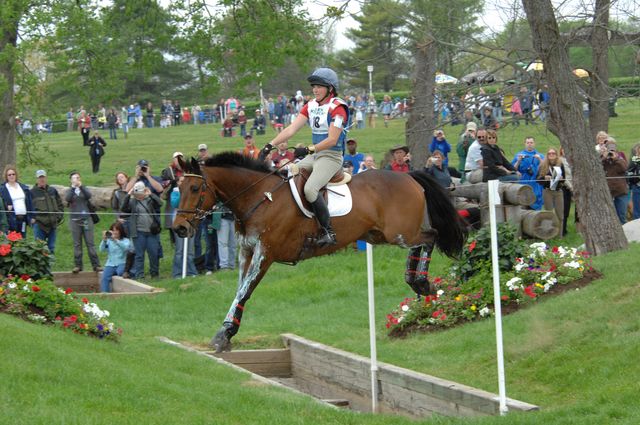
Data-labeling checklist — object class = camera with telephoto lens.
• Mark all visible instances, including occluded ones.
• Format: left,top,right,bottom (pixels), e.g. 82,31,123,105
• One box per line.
140,166,148,173
105,230,112,238
607,150,616,159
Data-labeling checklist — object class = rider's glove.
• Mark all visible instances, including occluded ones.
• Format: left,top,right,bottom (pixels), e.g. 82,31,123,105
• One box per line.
258,143,275,161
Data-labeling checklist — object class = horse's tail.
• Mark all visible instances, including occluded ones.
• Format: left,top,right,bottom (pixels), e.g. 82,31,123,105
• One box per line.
409,170,467,258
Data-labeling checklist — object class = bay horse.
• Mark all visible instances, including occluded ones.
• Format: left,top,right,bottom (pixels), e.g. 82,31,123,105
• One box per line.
173,152,466,352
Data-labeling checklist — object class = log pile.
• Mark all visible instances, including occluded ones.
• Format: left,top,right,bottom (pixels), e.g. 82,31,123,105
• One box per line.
51,185,117,209
453,181,560,240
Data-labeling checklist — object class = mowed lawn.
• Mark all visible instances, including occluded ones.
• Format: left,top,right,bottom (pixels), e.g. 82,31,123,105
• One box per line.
2,99,640,424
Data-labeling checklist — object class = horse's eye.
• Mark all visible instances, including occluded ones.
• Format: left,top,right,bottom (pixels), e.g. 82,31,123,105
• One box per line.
191,185,200,193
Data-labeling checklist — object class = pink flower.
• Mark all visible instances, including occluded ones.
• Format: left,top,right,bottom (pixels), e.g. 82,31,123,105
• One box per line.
6,231,22,242
0,244,11,256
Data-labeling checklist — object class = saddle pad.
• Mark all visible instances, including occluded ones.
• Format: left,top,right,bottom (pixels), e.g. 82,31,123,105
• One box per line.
288,177,353,218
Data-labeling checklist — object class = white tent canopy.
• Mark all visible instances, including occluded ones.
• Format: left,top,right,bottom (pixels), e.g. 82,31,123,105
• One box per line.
435,72,458,84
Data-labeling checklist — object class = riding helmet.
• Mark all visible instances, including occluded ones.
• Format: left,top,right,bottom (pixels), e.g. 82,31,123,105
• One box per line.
307,68,339,94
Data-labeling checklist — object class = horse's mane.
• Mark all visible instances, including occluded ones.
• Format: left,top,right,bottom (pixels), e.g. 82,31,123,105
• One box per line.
203,151,273,174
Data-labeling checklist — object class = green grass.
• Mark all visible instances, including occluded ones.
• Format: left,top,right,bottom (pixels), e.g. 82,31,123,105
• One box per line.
3,100,640,424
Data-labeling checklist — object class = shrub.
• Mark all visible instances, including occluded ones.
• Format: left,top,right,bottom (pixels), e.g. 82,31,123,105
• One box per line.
450,222,526,281
0,231,51,279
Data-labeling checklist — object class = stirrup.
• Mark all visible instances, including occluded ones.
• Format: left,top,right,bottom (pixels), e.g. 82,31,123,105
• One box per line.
316,229,337,247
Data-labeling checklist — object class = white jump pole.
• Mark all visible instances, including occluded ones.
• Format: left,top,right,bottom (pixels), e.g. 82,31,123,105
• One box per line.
181,237,188,279
366,242,379,413
488,179,508,415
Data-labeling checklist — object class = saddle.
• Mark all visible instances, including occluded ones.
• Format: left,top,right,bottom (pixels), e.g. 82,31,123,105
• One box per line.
287,166,353,218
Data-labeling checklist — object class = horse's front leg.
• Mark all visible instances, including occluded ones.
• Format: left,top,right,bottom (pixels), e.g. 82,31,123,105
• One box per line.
211,238,272,352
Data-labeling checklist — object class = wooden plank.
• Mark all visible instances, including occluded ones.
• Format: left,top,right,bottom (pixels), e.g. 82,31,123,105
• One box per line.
213,349,290,364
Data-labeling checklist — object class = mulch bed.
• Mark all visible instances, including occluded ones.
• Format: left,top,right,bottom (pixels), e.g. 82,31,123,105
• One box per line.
390,269,603,338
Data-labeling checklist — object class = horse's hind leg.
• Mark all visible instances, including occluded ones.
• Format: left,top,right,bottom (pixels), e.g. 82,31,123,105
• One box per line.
404,241,435,296
211,239,271,352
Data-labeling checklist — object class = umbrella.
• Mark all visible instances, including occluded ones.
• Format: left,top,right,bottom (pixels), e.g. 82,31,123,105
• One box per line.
573,68,589,78
526,61,544,72
435,72,458,84
461,71,495,85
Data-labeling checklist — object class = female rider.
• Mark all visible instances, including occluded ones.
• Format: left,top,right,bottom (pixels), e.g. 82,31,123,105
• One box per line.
260,68,349,247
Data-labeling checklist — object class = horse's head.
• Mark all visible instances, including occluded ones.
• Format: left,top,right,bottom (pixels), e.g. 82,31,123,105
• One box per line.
173,157,217,238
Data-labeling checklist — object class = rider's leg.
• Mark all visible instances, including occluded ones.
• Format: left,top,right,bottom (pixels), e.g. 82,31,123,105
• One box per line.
303,151,343,247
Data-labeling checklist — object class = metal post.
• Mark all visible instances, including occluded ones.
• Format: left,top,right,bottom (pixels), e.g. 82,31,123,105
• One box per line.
367,65,374,99
366,242,378,413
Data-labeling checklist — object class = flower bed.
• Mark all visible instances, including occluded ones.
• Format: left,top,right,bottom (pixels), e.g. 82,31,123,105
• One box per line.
386,240,595,336
0,275,122,341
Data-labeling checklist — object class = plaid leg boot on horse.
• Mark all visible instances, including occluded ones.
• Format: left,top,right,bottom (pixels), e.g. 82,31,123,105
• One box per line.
310,196,337,247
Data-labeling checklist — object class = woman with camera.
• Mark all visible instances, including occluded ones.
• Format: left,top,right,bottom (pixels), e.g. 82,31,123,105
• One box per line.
601,138,628,224
99,222,131,292
537,148,566,235
65,172,101,273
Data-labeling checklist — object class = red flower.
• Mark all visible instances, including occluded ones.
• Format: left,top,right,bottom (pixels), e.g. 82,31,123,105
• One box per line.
20,274,31,281
432,309,444,318
501,295,509,301
31,285,40,292
82,297,89,304
55,316,61,321
524,285,537,299
433,277,442,285
64,288,73,295
69,315,78,322
6,231,22,242
551,246,559,253
386,322,391,329
468,240,477,252
439,314,447,321
0,244,11,256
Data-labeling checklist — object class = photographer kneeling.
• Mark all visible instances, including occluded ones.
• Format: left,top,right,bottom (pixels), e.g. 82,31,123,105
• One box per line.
99,222,132,292
601,139,628,224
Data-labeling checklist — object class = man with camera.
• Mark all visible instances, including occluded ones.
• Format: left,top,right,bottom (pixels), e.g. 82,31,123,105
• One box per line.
601,139,628,224
125,159,164,196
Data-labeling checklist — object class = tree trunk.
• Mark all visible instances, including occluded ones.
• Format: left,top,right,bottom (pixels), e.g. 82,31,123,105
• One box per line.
406,39,437,169
588,0,610,136
522,0,627,255
0,3,21,171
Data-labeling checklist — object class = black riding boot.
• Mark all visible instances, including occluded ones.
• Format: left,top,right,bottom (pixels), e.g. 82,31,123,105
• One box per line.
310,196,337,247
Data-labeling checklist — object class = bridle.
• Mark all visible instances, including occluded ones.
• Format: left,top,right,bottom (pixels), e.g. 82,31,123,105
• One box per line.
176,173,217,224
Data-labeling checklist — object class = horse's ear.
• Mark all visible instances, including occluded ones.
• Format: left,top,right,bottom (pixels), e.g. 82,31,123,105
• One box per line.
177,155,188,172
190,157,201,175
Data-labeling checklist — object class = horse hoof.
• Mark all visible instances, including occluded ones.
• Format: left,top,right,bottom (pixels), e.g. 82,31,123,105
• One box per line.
210,331,232,353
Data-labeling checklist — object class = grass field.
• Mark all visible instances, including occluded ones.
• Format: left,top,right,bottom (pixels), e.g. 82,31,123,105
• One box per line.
2,99,640,424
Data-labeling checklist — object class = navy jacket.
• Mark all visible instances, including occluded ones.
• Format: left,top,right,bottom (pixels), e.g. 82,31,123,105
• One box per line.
0,182,34,231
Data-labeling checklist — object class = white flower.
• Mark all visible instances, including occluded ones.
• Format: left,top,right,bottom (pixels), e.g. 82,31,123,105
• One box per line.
27,314,47,323
8,282,16,289
437,289,444,296
506,277,522,291
401,304,410,312
479,307,491,317
529,242,547,250
514,263,527,272
22,285,29,291
58,288,65,294
563,261,581,269
542,272,551,281
83,303,110,319
398,316,404,323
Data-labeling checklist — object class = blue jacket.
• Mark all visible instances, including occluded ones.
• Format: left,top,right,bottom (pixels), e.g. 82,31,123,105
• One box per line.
429,137,452,168
0,182,33,232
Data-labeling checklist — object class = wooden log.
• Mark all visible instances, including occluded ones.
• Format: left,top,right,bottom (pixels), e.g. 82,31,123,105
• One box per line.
51,184,118,209
453,183,535,207
520,210,560,240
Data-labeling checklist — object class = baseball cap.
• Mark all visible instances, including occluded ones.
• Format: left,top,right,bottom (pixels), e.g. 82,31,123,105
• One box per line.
137,159,149,167
35,169,47,178
133,181,146,194
346,138,357,144
466,122,477,131
244,134,253,139
172,151,183,159
198,144,208,151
